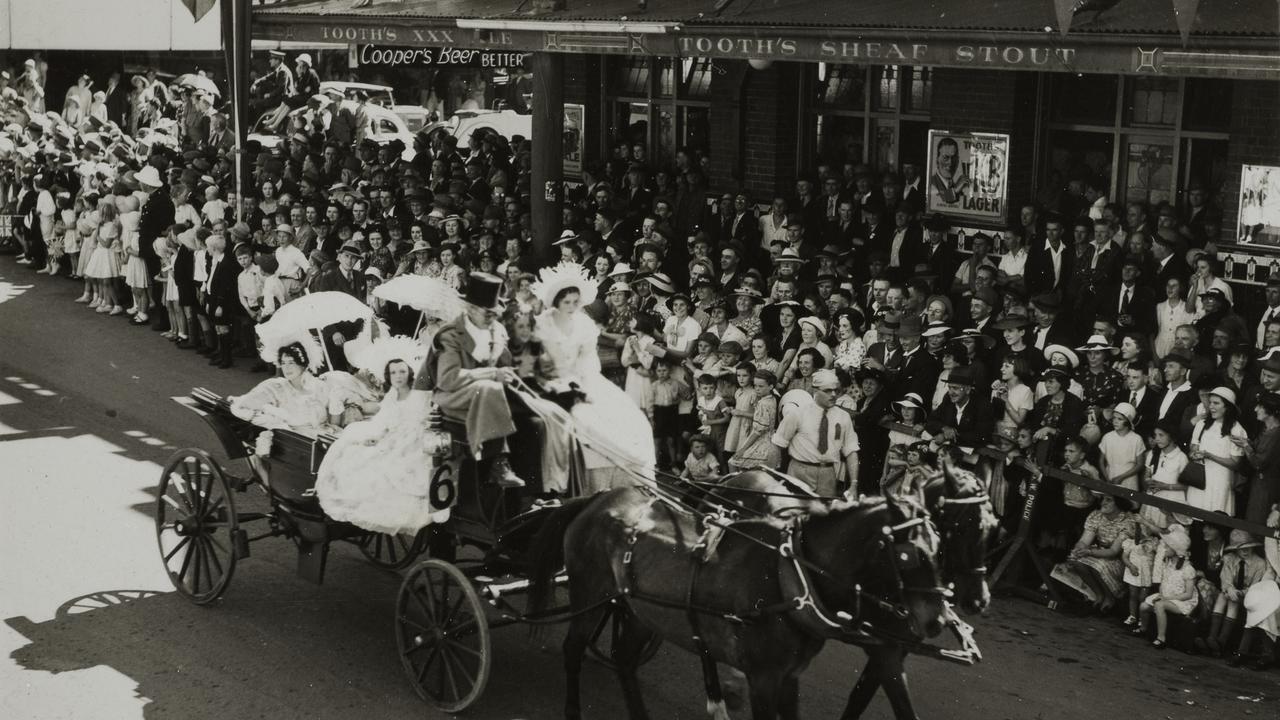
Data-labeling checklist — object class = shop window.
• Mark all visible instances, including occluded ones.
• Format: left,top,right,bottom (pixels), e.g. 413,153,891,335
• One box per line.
681,58,713,99
807,64,930,172
1182,78,1232,133
815,62,867,108
1049,74,1117,126
680,106,710,154
1126,76,1179,127
611,58,650,96
1123,137,1175,205
658,59,675,98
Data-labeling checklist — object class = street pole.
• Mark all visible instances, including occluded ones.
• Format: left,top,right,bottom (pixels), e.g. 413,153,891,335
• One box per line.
529,52,564,266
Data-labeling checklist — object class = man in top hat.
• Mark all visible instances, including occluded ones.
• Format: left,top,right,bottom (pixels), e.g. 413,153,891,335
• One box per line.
925,366,994,449
414,272,527,488
771,369,859,497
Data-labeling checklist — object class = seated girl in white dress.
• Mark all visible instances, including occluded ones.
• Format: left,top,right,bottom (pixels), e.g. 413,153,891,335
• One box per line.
531,263,657,491
315,358,447,535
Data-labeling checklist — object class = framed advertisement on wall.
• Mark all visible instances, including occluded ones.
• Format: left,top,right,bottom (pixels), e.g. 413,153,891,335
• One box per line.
563,103,585,179
1237,164,1280,246
925,129,1010,224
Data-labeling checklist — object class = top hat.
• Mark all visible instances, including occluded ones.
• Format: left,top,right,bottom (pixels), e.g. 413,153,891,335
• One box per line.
462,272,505,311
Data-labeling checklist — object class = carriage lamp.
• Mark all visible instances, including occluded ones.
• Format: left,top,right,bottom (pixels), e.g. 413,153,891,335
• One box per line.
422,404,454,457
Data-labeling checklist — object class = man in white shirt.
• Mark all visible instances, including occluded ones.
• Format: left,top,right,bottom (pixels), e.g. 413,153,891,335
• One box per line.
273,224,309,300
772,369,859,496
997,227,1028,293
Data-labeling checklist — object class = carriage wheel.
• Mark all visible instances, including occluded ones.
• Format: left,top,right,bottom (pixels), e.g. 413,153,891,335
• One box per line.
155,449,239,605
357,528,429,570
585,604,663,669
397,559,491,713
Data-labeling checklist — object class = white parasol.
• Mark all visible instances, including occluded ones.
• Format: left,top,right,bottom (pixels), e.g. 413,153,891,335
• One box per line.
343,335,428,376
372,274,465,336
256,291,374,370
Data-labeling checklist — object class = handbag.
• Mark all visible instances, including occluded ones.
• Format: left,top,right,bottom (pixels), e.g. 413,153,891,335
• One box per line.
1179,425,1207,490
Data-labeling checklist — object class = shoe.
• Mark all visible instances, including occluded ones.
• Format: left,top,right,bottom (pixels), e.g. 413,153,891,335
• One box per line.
161,331,176,339
74,294,90,303
488,457,525,489
1151,639,1166,650
15,257,30,265
88,298,101,309
15,255,26,263
1123,615,1137,627
1130,626,1146,636
96,304,112,314
176,338,193,349
125,306,137,315
134,313,149,323
108,306,124,316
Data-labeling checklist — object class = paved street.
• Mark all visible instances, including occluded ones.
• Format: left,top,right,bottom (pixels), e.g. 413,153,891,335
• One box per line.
1,255,1277,720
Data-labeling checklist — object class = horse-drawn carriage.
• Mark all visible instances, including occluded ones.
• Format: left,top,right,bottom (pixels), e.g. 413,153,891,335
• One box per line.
155,386,656,712
157,382,990,718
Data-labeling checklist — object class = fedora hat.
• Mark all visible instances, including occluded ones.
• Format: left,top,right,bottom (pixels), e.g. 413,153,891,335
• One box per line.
338,242,363,258
461,272,505,311
773,247,806,265
1226,529,1263,553
898,315,923,337
993,312,1033,330
1259,351,1280,375
1031,292,1061,313
946,366,976,387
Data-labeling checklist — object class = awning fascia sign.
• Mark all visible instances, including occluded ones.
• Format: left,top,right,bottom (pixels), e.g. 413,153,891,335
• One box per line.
251,15,1280,79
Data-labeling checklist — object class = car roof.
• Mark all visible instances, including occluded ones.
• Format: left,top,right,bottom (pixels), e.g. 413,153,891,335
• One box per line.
319,81,392,93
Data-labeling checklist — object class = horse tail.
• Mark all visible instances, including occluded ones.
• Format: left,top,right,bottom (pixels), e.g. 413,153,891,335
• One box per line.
526,494,601,619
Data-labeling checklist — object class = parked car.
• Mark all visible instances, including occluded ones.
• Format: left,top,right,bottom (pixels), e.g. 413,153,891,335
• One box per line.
247,100,416,161
422,109,532,148
318,81,395,107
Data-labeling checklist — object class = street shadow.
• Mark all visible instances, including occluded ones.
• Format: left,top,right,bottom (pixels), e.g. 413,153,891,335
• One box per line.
4,568,640,720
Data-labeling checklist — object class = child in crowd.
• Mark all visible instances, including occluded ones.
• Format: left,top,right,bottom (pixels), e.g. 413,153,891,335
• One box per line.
73,195,98,296
120,195,150,324
1098,402,1145,491
723,361,757,459
157,234,181,340
695,372,730,456
622,314,661,415
45,192,71,276
84,196,122,315
201,185,228,227
1121,519,1160,627
682,433,721,482
1207,531,1274,663
235,242,264,356
257,254,286,323
61,193,81,279
1136,524,1198,649
1060,436,1101,547
648,358,690,470
687,332,723,378
888,393,928,448
1140,420,1190,530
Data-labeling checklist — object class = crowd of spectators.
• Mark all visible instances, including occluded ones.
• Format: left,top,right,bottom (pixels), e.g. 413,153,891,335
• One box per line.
1,51,1278,667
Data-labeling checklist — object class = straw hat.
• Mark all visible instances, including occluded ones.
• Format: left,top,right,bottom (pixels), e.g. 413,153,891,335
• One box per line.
1076,334,1118,354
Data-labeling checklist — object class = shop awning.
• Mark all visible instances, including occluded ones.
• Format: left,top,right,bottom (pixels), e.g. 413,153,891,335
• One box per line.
253,0,1280,78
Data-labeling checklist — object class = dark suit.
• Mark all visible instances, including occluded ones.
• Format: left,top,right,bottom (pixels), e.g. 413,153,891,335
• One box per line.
894,346,940,400
852,388,893,496
919,240,958,288
1150,254,1189,295
863,342,905,377
1025,242,1075,295
139,186,175,327
926,395,995,448
1098,282,1158,336
1029,321,1074,352
1153,383,1198,443
204,256,241,323
1127,386,1166,439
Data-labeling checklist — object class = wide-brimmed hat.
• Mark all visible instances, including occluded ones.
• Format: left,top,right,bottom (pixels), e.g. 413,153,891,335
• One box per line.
892,392,927,420
553,229,579,246
1260,352,1280,375
1244,580,1280,628
1207,386,1237,407
1076,335,1118,354
1039,343,1077,369
605,280,631,295
798,316,827,336
946,366,976,387
854,366,886,384
461,272,505,311
922,321,951,338
135,165,163,188
993,312,1033,330
1227,529,1264,553
608,262,634,278
773,247,806,265
641,272,675,295
956,327,996,350
1163,525,1192,557
729,286,765,304
666,292,692,311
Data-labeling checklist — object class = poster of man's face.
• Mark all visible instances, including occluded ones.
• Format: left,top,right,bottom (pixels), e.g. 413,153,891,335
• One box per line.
926,130,1010,223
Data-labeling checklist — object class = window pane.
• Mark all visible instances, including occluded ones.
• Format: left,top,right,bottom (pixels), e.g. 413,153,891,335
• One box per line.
681,106,710,156
1045,130,1115,202
680,57,713,99
611,57,649,96
815,114,865,167
1126,77,1179,127
1123,138,1174,205
657,107,676,165
1049,73,1117,126
616,102,649,147
872,119,896,171
658,58,675,98
814,63,866,109
874,66,899,110
904,66,932,114
1182,78,1231,132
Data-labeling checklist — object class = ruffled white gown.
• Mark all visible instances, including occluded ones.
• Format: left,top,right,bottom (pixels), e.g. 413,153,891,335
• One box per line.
536,310,656,488
315,390,447,534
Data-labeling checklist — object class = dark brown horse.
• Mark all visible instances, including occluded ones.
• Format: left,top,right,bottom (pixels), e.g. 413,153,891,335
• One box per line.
527,476,949,720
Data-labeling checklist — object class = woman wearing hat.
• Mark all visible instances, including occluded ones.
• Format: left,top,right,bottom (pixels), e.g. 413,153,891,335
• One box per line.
1028,366,1087,457
796,316,833,368
598,280,635,387
1188,386,1248,516
729,287,765,338
531,263,656,487
1233,393,1280,524
1075,334,1126,414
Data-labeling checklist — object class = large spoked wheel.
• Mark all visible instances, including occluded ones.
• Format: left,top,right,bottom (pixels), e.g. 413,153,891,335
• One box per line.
586,603,663,669
156,449,239,605
357,528,429,570
397,559,491,713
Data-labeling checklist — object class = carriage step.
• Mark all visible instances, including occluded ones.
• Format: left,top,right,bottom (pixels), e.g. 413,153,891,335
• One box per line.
232,529,251,560
476,573,568,599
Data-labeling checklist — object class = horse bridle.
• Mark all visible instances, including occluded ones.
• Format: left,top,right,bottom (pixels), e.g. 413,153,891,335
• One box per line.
935,493,992,581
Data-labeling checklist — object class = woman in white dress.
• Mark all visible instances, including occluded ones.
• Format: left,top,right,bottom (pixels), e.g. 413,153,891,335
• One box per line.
315,358,447,535
532,263,656,490
1187,386,1247,517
